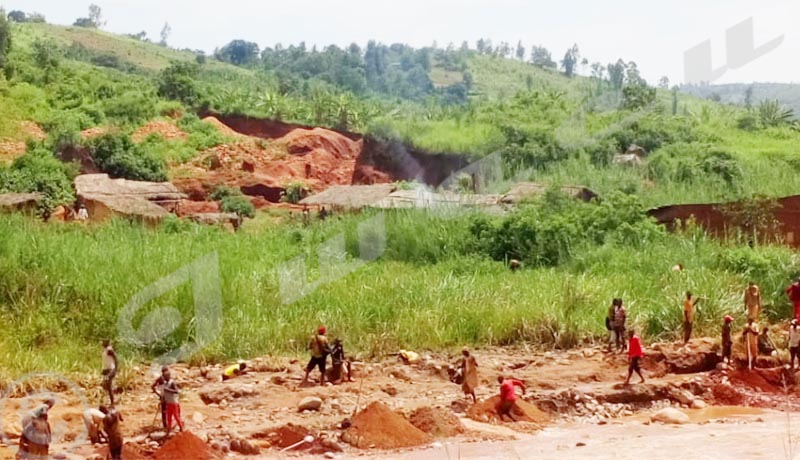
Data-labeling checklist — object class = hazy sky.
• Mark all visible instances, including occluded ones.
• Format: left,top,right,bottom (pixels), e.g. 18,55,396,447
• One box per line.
3,0,798,84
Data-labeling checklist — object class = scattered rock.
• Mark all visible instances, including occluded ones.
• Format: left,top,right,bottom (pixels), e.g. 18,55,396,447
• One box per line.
381,385,399,396
669,388,695,406
199,384,257,405
192,412,205,425
651,408,690,425
270,375,286,385
389,367,412,382
691,399,707,409
298,396,324,412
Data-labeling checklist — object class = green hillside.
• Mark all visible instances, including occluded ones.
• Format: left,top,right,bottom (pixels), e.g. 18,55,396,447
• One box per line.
3,12,800,375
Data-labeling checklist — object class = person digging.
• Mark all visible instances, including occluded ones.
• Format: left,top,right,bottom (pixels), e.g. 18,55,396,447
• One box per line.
83,406,108,445
101,406,124,460
624,329,645,385
743,319,760,370
496,376,525,422
302,326,331,386
329,338,354,384
18,399,54,459
222,362,247,381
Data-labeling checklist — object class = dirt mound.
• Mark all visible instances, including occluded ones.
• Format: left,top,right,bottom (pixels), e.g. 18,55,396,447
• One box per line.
407,407,465,437
342,402,432,449
467,396,552,425
172,125,377,202
132,119,188,142
728,369,787,393
711,383,746,405
202,116,244,138
255,423,311,448
0,121,48,163
155,431,220,460
178,200,220,216
281,128,359,158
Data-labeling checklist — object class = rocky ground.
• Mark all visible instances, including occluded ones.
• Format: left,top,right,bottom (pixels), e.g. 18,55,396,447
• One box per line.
0,338,798,459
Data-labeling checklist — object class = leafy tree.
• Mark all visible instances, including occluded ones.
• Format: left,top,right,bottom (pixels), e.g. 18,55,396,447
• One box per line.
74,4,104,28
157,61,200,105
515,41,525,61
28,12,46,23
0,9,9,70
530,45,556,69
658,76,669,89
607,59,626,90
744,85,754,108
622,82,656,110
87,133,167,182
560,44,579,77
89,4,104,27
159,22,171,46
215,39,259,66
220,195,255,218
7,10,26,22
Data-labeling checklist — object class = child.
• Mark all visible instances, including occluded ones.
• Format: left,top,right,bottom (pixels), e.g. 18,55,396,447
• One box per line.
722,315,734,364
222,362,247,381
163,371,184,433
625,329,645,385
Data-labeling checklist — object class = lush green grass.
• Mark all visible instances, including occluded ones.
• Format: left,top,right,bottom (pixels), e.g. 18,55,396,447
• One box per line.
0,211,797,382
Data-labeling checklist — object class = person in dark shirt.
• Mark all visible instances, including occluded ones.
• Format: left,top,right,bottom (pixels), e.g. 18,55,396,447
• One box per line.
329,338,353,384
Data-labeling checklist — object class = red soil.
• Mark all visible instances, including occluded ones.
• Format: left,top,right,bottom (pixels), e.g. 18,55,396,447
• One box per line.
177,200,220,216
19,121,46,140
407,406,465,437
80,126,113,140
132,119,188,142
467,396,553,425
172,121,381,203
202,116,244,138
154,432,219,460
711,383,746,406
342,402,433,449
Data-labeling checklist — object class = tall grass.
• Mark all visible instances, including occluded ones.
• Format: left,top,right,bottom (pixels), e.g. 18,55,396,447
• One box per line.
0,211,797,381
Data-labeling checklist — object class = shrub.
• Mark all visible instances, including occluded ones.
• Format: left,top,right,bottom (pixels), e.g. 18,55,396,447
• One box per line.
283,182,308,204
209,185,240,201
158,61,200,106
220,195,255,217
87,133,167,181
0,146,77,213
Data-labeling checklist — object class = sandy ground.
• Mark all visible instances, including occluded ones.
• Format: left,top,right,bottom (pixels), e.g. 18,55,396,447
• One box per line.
0,339,797,459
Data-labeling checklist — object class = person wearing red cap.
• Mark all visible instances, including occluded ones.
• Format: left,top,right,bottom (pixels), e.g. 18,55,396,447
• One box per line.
302,326,331,386
722,316,734,365
624,329,645,385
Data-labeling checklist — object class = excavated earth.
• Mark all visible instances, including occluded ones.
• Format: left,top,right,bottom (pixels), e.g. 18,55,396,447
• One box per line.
0,337,798,460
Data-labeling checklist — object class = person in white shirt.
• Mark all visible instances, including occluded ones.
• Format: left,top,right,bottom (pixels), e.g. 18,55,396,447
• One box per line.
76,204,89,221
790,319,800,370
101,340,118,405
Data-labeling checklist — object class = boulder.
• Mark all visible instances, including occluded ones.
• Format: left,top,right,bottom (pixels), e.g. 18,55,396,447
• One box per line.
669,388,695,405
691,399,707,409
625,144,647,158
199,384,257,405
651,408,690,425
298,396,323,412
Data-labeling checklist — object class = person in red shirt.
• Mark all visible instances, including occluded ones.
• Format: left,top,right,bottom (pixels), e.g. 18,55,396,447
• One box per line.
787,278,800,320
625,329,645,385
495,376,526,422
